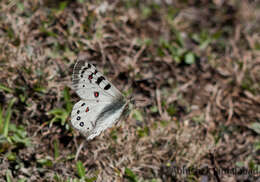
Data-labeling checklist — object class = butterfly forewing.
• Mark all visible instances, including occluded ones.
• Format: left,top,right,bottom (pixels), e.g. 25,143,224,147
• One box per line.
71,56,128,140
72,59,123,99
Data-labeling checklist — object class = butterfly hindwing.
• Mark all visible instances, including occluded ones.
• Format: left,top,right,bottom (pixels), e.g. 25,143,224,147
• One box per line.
71,98,127,140
71,100,99,135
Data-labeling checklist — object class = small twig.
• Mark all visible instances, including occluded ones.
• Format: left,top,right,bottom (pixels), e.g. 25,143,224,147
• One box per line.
156,88,162,116
75,140,85,161
209,152,221,182
226,97,234,125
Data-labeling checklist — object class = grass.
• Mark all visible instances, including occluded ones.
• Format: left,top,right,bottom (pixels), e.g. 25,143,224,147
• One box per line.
0,98,31,152
48,87,72,127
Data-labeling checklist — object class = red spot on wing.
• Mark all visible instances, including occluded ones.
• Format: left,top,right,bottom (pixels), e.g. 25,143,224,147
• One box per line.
85,107,89,112
94,92,99,97
88,74,93,80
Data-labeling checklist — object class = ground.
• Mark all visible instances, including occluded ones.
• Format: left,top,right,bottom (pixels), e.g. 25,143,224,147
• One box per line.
0,0,259,181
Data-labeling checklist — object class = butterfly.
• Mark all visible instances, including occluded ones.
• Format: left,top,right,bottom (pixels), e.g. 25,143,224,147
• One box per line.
71,55,131,140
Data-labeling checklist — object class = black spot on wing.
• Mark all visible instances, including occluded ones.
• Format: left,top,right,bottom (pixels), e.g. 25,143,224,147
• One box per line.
84,64,91,70
80,64,92,78
104,84,111,90
80,70,85,78
96,76,105,85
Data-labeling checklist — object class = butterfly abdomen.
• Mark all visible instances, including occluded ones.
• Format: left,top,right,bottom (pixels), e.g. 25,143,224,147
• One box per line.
95,97,127,124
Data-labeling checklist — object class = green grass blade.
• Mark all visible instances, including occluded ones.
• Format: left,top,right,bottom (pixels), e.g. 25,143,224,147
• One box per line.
0,106,3,134
0,84,13,93
54,139,59,160
6,170,12,182
3,98,16,137
76,161,85,178
63,87,72,112
124,168,138,182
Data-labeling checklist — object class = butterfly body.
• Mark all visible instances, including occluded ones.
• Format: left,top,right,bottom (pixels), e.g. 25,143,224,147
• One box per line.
71,56,128,140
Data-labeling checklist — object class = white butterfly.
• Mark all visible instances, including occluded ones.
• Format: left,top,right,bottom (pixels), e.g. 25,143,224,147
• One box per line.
71,56,130,140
